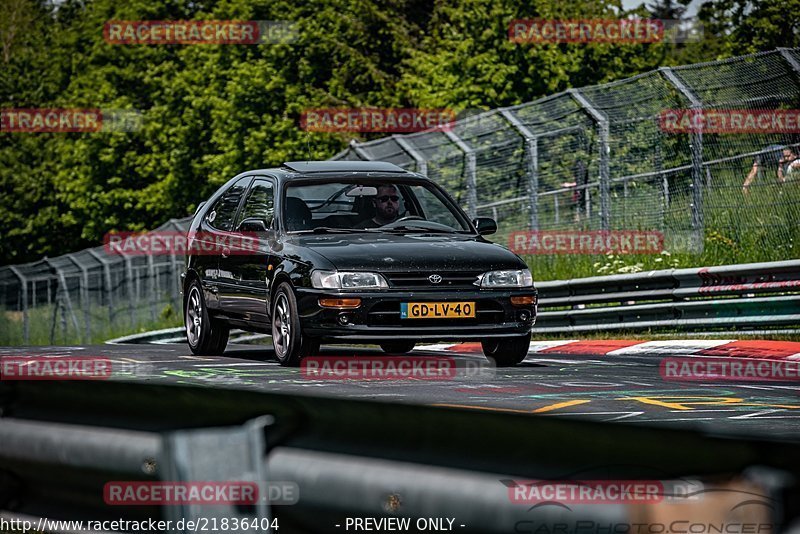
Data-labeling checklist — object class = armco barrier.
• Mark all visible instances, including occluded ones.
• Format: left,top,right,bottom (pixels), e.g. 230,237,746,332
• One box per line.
534,259,800,333
108,259,800,344
1,380,800,532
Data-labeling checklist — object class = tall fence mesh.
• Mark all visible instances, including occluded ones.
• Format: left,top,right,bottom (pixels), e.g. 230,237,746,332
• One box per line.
2,48,800,344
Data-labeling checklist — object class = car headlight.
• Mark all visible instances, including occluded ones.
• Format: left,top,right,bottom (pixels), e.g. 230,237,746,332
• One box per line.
311,270,389,290
479,269,533,288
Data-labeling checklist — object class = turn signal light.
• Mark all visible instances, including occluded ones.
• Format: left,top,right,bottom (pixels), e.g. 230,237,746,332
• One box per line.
319,298,362,309
510,295,535,306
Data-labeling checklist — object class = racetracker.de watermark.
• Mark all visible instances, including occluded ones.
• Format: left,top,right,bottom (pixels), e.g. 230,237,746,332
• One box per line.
509,19,702,44
103,20,298,45
660,109,800,134
1,108,142,133
104,231,265,256
299,108,456,133
508,231,664,255
300,356,494,380
661,357,800,382
0,356,112,380
104,482,256,505
505,479,703,505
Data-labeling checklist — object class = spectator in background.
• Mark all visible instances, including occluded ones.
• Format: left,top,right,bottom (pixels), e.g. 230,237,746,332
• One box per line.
561,158,589,222
742,145,799,193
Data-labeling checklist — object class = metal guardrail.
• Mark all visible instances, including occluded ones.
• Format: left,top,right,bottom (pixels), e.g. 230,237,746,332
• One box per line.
535,259,800,333
108,260,800,345
1,380,800,532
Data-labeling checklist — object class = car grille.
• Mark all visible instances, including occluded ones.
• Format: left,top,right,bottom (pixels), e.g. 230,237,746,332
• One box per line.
383,271,483,290
366,300,504,327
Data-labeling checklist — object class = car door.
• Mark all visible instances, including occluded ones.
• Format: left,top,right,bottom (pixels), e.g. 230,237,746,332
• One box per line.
203,175,252,314
222,176,277,325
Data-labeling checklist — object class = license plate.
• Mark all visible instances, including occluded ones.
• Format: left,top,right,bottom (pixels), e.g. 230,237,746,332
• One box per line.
400,302,475,319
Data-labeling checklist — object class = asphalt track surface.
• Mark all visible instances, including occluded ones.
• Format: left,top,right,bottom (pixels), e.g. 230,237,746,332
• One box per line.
2,340,800,440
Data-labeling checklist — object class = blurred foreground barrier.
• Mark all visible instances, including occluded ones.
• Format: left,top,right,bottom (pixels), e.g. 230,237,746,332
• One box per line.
534,259,800,333
1,380,800,532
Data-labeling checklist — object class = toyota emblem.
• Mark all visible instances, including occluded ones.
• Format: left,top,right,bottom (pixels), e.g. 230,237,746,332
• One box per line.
428,274,443,284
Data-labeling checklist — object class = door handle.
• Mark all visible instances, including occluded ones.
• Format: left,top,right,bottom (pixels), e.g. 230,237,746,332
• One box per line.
221,247,230,258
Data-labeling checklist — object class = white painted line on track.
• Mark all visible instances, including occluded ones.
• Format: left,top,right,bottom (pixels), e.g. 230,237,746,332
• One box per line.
606,339,735,356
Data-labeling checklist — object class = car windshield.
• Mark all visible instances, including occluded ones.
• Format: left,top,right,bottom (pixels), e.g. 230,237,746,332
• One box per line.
283,180,473,233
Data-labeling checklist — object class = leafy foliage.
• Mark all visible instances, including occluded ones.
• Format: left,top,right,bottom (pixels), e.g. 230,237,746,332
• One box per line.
0,0,791,264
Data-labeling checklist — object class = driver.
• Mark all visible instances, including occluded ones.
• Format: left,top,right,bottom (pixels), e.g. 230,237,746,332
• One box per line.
360,184,401,227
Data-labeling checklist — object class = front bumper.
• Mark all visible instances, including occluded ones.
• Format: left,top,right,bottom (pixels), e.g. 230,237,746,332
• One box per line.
295,287,537,342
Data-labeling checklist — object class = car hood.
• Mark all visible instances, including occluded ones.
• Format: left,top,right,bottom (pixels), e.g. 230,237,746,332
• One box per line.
285,233,526,272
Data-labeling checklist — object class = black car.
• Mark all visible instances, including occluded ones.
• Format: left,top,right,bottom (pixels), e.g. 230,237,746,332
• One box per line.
181,161,537,366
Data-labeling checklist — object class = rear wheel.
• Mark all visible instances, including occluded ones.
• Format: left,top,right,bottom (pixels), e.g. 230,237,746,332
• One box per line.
185,281,229,355
379,341,416,354
481,333,531,367
272,283,320,366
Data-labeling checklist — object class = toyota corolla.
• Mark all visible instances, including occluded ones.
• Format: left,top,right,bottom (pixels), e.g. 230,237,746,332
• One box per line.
182,161,537,366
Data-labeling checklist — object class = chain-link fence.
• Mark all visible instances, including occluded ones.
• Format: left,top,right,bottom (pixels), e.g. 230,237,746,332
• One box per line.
2,47,800,345
336,47,800,257
0,218,191,345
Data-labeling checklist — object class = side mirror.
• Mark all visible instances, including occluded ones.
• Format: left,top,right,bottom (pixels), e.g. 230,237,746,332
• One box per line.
238,217,269,232
473,217,497,236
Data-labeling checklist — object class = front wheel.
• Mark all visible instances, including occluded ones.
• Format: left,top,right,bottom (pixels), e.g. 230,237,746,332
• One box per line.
380,341,416,354
271,283,320,366
481,333,531,367
185,281,229,355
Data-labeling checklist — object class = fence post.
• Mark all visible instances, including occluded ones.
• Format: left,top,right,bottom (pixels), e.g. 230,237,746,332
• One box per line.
443,129,478,219
500,109,539,230
8,266,28,344
122,255,137,329
392,135,428,176
147,254,157,322
660,67,704,252
778,48,800,75
43,259,80,343
66,254,91,344
349,139,371,160
87,249,115,325
569,89,610,231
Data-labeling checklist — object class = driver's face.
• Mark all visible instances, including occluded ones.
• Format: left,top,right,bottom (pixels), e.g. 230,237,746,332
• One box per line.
374,186,399,219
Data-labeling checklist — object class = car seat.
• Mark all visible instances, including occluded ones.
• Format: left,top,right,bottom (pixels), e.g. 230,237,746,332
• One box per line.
284,197,314,231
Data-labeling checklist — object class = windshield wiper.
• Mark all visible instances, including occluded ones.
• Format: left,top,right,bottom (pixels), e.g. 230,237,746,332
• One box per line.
294,227,382,234
381,225,457,234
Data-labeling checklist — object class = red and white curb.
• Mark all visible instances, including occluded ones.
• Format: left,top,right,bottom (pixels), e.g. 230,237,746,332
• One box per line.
418,340,800,361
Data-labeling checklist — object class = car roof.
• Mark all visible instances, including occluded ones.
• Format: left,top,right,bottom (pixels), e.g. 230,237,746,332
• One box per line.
283,161,407,174
234,161,421,182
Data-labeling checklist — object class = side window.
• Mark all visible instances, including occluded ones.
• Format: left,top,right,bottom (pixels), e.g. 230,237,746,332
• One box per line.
238,179,275,229
207,176,251,231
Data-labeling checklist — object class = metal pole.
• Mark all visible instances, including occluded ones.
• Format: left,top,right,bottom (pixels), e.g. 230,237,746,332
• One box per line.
43,259,80,341
778,48,800,75
443,130,478,219
569,89,610,231
8,266,28,344
66,254,91,344
349,139,371,160
122,255,136,329
147,254,157,322
660,67,704,252
87,249,115,324
392,135,428,176
500,109,539,230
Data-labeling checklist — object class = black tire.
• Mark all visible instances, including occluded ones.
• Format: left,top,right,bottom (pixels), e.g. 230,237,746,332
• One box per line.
379,341,416,354
271,282,320,366
185,281,229,355
481,333,531,367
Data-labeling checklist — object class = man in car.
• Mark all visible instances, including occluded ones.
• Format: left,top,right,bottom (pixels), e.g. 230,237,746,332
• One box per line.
360,184,401,227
